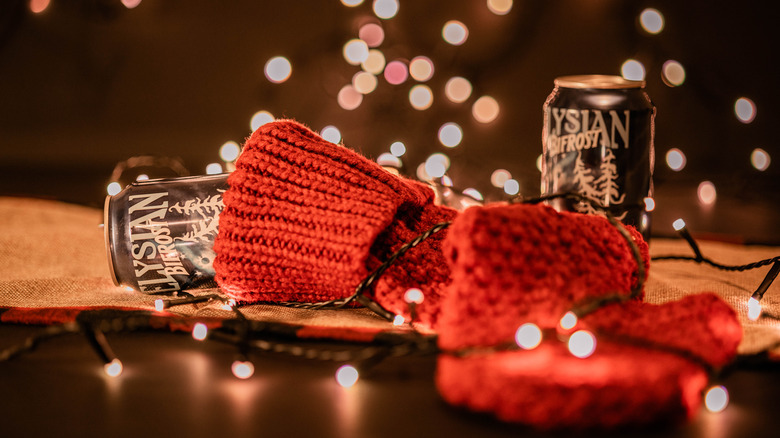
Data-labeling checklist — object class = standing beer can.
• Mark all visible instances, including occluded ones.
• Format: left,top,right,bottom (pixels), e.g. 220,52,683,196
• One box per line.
541,75,655,239
104,174,229,294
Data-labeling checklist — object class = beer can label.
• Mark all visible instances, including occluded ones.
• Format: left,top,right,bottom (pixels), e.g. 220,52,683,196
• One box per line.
542,76,654,238
104,174,229,294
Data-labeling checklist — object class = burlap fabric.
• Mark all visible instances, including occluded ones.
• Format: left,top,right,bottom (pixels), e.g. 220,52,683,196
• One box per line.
1,196,778,354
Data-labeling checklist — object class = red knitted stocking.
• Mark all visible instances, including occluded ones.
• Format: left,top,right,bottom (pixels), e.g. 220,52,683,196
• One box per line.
213,120,456,327
435,203,741,428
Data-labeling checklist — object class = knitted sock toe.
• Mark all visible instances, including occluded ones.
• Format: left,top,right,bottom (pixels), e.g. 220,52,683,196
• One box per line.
438,202,649,351
213,120,456,325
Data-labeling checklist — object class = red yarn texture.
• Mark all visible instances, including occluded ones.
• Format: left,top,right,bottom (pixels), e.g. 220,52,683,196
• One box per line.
434,203,741,428
437,202,649,351
213,120,456,327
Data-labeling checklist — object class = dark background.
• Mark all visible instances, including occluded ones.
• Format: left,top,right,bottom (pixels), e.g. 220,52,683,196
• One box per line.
1,0,778,243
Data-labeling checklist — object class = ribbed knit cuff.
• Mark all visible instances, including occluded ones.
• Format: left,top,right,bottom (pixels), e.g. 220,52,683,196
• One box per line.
213,120,456,323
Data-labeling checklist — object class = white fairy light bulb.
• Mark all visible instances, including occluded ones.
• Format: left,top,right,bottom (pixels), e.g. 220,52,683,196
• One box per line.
104,358,123,377
393,315,406,326
192,323,208,341
404,288,424,304
220,141,241,162
107,182,122,196
336,365,359,387
568,330,596,358
559,311,578,330
514,323,542,350
154,299,165,312
231,360,255,379
673,218,686,231
704,385,729,413
747,297,762,321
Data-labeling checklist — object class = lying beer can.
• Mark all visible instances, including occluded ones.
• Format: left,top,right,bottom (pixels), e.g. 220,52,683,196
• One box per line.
104,174,229,294
541,75,655,240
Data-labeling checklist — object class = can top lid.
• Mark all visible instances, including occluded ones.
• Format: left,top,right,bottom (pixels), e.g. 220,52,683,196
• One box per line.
554,75,645,89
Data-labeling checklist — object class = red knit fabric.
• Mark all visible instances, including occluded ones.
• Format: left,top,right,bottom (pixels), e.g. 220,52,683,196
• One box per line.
437,202,650,351
213,120,456,327
434,202,741,428
436,342,709,429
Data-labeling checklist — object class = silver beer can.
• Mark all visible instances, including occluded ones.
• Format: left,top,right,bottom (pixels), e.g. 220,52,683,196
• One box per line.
541,75,655,239
104,174,228,294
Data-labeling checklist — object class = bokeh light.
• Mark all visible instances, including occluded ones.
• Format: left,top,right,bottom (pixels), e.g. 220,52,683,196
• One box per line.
445,77,472,103
462,188,484,201
472,96,500,123
136,174,149,181
250,110,274,131
409,85,433,110
121,0,142,8
337,85,363,110
536,154,543,172
29,0,51,13
704,386,729,413
644,197,656,212
359,23,385,47
666,148,686,171
425,153,451,178
639,8,664,34
515,323,542,350
490,169,511,188
103,359,123,377
698,181,717,205
560,312,578,330
231,360,255,379
735,97,756,123
206,163,223,175
320,125,342,144
264,56,292,83
384,60,408,85
373,0,399,19
377,152,402,168
503,179,520,195
568,330,596,359
192,323,208,341
361,49,386,74
404,287,425,304
662,60,686,86
336,365,360,388
341,0,364,6
343,39,370,65
442,20,469,45
353,71,378,94
751,148,770,171
409,56,434,82
220,141,241,162
438,123,463,147
487,0,513,15
390,141,406,157
107,182,122,196
621,59,646,81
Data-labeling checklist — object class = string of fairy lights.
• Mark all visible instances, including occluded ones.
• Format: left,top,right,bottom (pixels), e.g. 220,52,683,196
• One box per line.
1,190,778,418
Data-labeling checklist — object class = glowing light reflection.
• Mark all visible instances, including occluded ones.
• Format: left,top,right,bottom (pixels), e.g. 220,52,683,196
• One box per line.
264,57,292,83
751,148,770,171
220,141,241,162
503,179,520,195
490,169,511,188
384,60,408,85
515,323,542,350
336,365,360,387
735,97,756,123
409,84,433,110
390,141,406,157
359,23,385,47
666,148,686,171
445,77,472,103
353,71,378,94
639,8,664,34
621,59,646,81
361,50,386,74
373,0,399,19
107,182,122,196
472,96,499,123
662,60,686,86
438,123,463,147
206,163,223,175
337,85,363,110
250,110,274,131
343,39,370,65
704,386,729,413
698,181,717,205
409,56,434,82
487,0,513,15
442,20,468,45
30,0,51,13
568,330,596,358
320,125,342,144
